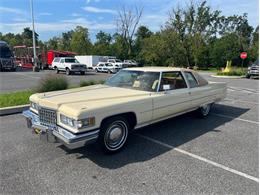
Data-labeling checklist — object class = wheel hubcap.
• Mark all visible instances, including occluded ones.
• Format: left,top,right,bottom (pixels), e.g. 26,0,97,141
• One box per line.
201,104,210,115
104,121,127,150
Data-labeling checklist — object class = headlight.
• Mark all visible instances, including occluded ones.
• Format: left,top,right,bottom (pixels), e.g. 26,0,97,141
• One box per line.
60,114,95,129
30,102,39,111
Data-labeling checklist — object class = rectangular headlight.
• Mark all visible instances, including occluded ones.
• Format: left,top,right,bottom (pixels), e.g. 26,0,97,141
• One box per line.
30,102,39,111
60,114,95,129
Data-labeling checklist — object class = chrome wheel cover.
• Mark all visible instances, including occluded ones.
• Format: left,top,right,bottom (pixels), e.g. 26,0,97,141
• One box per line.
104,121,128,151
201,104,210,116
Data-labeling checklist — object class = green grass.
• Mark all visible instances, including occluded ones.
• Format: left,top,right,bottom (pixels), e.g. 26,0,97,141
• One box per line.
0,79,105,108
36,74,68,92
0,90,33,108
216,68,247,76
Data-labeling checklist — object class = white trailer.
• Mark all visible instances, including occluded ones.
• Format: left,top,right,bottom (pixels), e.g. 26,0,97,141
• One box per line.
75,55,115,69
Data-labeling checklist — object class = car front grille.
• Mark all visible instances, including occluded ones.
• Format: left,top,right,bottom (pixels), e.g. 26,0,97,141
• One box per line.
39,108,57,127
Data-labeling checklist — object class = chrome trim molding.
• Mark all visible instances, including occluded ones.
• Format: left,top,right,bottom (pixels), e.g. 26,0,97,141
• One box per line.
23,110,99,149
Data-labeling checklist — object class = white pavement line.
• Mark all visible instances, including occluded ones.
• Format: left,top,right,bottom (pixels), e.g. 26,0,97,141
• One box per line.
136,134,259,183
228,87,259,94
212,113,259,125
224,98,259,105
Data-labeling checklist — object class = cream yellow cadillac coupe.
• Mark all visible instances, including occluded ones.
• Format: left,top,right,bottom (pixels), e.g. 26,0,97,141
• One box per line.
23,67,226,153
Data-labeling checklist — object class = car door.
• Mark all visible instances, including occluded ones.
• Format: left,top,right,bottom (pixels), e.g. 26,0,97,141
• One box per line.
183,71,211,108
59,58,65,70
152,71,191,120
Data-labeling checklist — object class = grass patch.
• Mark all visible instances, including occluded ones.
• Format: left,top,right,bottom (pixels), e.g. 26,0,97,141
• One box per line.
0,79,105,108
216,68,247,76
0,90,33,108
79,80,105,87
35,74,68,92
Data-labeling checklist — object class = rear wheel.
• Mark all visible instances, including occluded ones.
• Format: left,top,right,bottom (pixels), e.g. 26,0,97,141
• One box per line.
98,116,129,154
81,71,85,75
56,67,59,74
197,103,211,117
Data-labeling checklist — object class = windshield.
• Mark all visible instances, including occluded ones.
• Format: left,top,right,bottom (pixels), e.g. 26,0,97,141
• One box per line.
0,46,12,58
105,70,160,92
115,59,122,62
65,58,79,63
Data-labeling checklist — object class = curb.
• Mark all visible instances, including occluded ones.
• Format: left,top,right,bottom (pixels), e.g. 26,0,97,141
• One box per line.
210,75,243,79
0,104,29,116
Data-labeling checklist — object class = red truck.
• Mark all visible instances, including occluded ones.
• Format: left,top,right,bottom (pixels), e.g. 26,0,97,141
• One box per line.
46,50,76,69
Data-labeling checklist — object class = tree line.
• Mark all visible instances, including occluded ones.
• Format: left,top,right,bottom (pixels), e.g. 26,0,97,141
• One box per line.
0,1,258,68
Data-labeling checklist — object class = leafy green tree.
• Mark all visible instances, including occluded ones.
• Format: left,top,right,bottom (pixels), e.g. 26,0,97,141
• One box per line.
134,25,153,57
70,26,92,55
93,31,112,55
249,26,259,61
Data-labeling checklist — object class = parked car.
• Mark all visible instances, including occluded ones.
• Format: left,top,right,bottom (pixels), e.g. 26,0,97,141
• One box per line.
123,60,138,67
0,41,16,71
246,59,259,78
94,62,120,73
23,67,226,153
52,57,87,75
107,58,127,68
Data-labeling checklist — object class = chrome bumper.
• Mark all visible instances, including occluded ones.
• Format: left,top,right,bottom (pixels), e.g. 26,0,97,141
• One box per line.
22,110,99,149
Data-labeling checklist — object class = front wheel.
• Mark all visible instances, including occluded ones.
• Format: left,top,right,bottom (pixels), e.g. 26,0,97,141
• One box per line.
98,117,129,154
197,103,211,117
66,68,71,75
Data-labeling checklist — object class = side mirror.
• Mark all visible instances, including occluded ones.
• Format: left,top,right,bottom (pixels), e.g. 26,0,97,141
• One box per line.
163,84,170,93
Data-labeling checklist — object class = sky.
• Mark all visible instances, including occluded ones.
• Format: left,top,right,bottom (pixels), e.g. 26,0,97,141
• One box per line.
0,0,259,42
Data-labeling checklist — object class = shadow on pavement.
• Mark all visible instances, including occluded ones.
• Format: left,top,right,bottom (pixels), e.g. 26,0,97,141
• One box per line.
59,104,249,169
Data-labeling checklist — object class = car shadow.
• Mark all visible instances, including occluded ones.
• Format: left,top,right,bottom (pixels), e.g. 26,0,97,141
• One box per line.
59,104,250,169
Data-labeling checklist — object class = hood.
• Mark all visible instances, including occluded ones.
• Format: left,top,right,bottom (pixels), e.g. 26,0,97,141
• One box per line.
30,85,151,117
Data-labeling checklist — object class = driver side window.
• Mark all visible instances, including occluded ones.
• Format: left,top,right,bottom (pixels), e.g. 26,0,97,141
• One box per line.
159,72,187,91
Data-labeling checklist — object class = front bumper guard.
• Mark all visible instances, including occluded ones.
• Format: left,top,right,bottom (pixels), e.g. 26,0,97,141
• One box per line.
22,110,99,149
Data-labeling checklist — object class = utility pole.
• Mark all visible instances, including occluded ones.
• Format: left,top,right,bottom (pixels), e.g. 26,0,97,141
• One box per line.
30,0,38,72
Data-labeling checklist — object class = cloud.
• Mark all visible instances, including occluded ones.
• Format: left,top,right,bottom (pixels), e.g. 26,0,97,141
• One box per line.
0,17,116,37
82,6,116,14
38,12,52,16
86,0,100,4
12,18,28,22
71,13,82,17
0,6,25,15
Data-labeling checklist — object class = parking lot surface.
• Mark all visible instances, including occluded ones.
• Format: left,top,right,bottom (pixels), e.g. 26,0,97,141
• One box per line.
0,68,110,93
0,72,259,194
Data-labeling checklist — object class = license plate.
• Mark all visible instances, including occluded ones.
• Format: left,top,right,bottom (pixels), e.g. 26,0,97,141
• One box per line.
34,128,41,135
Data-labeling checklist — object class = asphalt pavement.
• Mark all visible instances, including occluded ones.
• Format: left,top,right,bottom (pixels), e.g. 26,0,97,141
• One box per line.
0,68,110,93
0,71,259,194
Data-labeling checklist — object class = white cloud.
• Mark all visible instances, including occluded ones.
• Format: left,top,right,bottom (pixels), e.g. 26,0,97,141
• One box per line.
0,6,25,15
86,0,100,4
38,12,52,16
82,6,116,14
71,13,82,17
0,17,116,36
139,14,168,32
12,18,28,22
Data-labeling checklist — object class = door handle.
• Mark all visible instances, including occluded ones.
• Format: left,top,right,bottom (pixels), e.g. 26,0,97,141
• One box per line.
188,92,191,95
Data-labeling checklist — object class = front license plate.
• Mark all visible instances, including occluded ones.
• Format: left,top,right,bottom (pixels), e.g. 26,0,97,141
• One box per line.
34,128,42,135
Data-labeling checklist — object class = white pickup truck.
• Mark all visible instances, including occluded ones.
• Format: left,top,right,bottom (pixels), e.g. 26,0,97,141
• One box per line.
52,57,87,75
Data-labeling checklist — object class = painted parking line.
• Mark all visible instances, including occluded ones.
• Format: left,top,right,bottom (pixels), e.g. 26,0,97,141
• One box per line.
136,134,259,183
223,98,259,105
228,87,259,94
212,113,259,125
